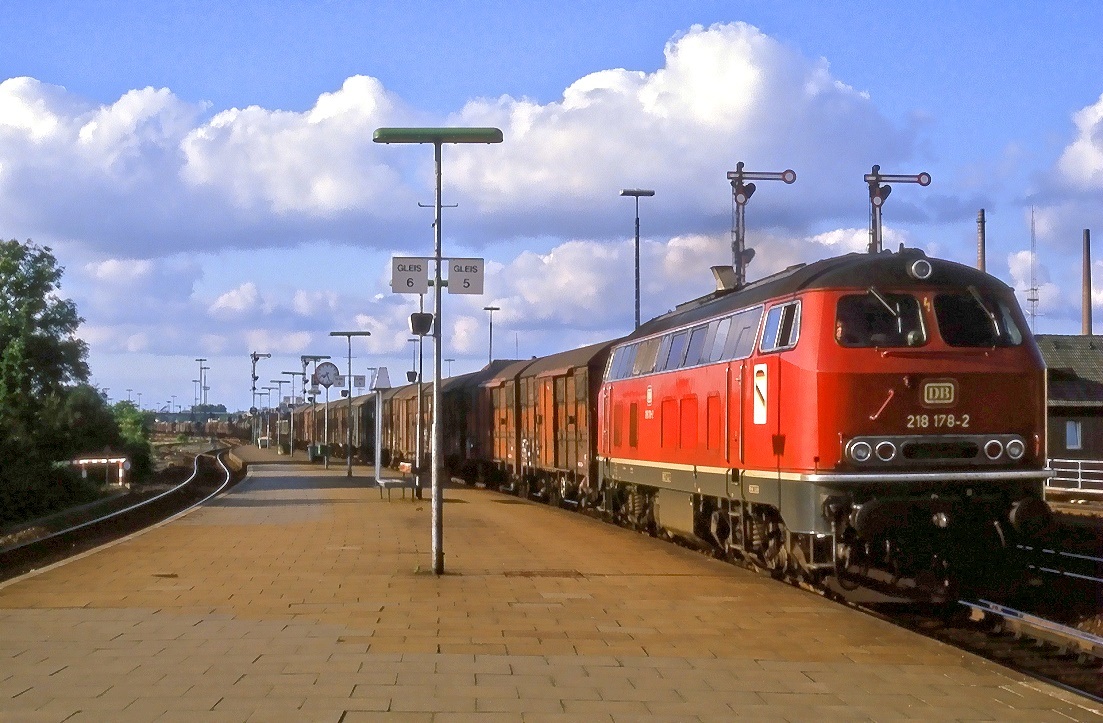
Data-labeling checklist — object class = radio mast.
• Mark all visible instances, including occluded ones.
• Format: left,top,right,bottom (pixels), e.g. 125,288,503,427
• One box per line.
1027,206,1039,333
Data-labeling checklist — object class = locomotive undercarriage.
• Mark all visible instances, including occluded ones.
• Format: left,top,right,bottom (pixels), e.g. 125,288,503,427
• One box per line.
588,475,1049,603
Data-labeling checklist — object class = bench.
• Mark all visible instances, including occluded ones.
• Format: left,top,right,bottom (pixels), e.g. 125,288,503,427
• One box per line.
378,463,415,500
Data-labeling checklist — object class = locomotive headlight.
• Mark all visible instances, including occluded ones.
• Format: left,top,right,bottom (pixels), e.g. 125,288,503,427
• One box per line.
848,440,872,463
908,259,933,280
984,439,1004,460
875,441,897,462
932,511,950,528
1005,438,1025,460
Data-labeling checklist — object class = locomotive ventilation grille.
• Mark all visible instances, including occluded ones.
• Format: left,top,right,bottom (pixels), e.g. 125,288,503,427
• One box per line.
844,434,1026,467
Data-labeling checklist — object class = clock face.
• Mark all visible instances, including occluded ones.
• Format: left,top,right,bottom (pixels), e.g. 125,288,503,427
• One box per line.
316,362,340,387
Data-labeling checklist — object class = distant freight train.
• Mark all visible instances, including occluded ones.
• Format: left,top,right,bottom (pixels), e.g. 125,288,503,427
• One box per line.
287,245,1052,601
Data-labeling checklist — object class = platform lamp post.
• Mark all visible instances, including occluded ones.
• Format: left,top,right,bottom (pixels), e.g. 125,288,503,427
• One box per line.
280,371,300,457
620,189,654,329
329,330,372,477
269,378,289,454
261,387,275,445
483,306,500,363
374,126,503,575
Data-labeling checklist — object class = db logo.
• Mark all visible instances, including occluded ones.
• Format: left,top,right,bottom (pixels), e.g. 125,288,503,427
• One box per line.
923,380,956,406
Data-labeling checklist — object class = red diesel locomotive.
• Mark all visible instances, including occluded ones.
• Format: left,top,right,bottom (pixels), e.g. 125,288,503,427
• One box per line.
298,244,1052,601
596,247,1051,599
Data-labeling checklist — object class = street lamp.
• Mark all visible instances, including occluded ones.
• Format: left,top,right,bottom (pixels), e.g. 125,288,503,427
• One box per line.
269,378,290,454
374,126,503,575
620,188,654,330
483,306,500,364
280,371,300,457
191,379,199,409
259,387,274,445
126,388,132,402
330,330,372,477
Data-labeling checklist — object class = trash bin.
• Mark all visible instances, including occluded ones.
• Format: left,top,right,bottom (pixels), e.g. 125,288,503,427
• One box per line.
307,445,318,462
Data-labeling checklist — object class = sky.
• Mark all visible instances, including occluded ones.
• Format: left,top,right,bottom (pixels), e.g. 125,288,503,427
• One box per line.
2,1,1103,413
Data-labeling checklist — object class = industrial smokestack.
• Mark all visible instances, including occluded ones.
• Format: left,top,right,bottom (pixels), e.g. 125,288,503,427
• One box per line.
976,209,986,272
1084,229,1093,336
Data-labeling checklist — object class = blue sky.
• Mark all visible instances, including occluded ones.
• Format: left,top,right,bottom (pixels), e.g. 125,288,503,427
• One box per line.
1,2,1102,411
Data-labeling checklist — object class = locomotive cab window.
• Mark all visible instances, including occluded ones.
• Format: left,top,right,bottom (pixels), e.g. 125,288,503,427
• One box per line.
934,289,1024,347
759,301,800,353
836,291,925,347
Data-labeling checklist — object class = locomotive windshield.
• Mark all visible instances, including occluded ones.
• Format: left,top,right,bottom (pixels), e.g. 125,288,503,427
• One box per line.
934,289,1024,347
836,291,925,347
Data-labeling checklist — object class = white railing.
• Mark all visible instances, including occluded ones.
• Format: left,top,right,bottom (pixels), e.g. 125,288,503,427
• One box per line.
1046,458,1103,496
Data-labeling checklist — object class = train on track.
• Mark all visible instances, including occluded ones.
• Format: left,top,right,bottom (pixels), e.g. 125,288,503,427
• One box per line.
281,244,1053,602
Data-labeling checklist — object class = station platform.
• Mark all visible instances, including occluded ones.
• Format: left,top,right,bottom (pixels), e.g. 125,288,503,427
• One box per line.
0,451,1097,721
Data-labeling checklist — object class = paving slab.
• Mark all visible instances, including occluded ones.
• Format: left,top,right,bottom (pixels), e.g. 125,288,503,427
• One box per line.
0,457,1100,721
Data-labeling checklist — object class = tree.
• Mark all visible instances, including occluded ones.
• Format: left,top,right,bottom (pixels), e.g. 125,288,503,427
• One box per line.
0,240,94,524
0,240,88,396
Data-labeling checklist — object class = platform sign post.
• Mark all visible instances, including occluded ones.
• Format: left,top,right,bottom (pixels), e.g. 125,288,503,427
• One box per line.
375,126,503,576
864,165,931,254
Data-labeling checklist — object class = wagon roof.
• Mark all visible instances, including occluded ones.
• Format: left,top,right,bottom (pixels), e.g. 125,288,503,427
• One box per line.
518,340,619,379
626,248,1014,343
442,359,520,393
481,358,537,387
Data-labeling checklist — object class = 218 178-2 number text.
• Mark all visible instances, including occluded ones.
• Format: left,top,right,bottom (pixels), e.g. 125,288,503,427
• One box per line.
906,413,970,429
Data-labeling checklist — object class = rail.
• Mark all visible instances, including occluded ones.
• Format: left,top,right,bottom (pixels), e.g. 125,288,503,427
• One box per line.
0,449,232,582
962,599,1103,662
1046,458,1103,496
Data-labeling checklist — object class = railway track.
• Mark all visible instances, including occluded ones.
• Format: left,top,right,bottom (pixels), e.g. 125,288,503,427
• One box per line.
0,449,235,583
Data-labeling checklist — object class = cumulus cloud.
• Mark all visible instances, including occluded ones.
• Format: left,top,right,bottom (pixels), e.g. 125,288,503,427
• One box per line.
0,22,915,260
450,22,912,238
2,21,947,406
1057,92,1103,189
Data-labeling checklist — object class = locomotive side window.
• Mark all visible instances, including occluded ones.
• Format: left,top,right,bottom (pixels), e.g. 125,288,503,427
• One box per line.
707,317,732,362
629,403,639,447
759,301,801,353
934,291,1024,347
836,292,925,347
607,344,636,380
684,325,709,367
722,305,764,360
632,337,662,376
660,331,689,372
